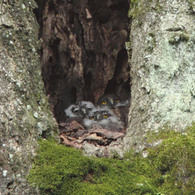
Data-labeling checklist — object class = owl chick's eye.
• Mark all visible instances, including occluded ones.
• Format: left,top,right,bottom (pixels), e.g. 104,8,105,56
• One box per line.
72,108,79,113
90,116,95,120
102,101,107,105
116,99,119,103
103,114,108,118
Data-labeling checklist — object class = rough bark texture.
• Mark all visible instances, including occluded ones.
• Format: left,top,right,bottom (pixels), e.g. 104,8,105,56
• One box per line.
0,1,58,194
124,0,195,151
2,0,194,192
38,0,130,123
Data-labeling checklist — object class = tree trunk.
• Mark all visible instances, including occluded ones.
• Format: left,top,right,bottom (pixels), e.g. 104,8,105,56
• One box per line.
0,1,58,194
1,0,194,192
124,0,195,150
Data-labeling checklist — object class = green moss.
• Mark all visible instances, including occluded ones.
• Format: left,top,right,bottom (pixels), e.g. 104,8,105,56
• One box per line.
28,125,195,194
147,128,195,194
129,0,145,21
169,33,190,45
129,0,162,21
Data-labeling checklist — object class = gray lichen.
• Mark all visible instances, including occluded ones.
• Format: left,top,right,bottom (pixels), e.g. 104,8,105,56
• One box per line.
124,0,195,152
0,0,58,194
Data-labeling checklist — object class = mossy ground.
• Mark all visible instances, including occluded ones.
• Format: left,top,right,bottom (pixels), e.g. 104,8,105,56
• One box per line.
28,125,195,194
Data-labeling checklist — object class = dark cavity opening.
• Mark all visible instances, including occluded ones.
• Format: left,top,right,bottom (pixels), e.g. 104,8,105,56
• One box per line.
34,0,131,124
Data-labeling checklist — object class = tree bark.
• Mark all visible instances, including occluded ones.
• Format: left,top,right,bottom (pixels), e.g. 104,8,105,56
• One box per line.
124,0,195,150
0,1,58,194
1,0,194,192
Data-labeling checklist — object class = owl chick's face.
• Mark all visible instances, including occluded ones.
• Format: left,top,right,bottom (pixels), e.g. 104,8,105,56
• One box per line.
65,104,82,118
101,110,112,120
89,109,112,121
77,101,95,116
65,101,95,119
88,110,99,121
98,95,120,108
71,106,81,115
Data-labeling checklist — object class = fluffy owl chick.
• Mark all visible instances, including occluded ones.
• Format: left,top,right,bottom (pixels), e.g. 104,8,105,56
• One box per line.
98,94,120,108
98,110,124,131
83,118,95,129
77,101,95,116
78,101,95,109
91,109,112,121
83,108,124,131
65,103,92,125
83,108,101,128
65,101,95,118
64,104,82,118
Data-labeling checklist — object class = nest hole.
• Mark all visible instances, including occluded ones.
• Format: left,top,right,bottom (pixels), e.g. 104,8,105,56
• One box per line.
34,0,131,127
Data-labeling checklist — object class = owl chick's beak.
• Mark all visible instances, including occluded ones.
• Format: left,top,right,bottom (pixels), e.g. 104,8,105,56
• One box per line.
110,98,114,105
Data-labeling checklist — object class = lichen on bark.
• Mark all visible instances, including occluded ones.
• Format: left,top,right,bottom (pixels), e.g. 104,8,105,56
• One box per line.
0,0,58,194
124,0,195,151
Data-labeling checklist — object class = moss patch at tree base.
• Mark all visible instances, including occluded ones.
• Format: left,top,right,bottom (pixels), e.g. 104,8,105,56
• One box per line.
28,125,195,194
